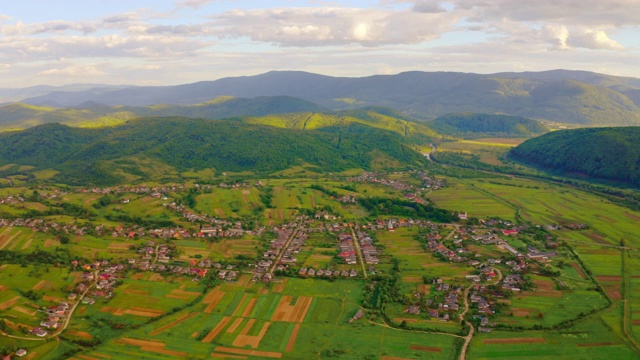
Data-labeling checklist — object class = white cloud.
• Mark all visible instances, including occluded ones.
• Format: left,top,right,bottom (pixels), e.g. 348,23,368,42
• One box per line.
38,64,105,77
453,0,640,27
570,29,623,50
0,33,209,63
176,0,215,9
0,0,638,86
543,25,570,50
212,7,462,46
412,1,447,13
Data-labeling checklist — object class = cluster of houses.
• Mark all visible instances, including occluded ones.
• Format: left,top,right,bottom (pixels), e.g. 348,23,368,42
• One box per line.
253,223,308,282
336,231,379,267
131,258,211,278
298,268,358,278
77,184,183,196
313,211,340,222
347,172,418,192
162,201,248,238
315,218,441,234
502,274,525,292
254,259,274,282
217,182,244,189
416,171,446,190
347,172,431,204
31,259,129,338
130,241,172,267
405,280,463,322
217,265,238,282
337,194,357,204
34,301,69,335
337,233,357,265
126,241,212,280
525,245,558,261
262,227,305,264
0,213,245,247
427,233,466,263
0,194,24,205
355,231,379,265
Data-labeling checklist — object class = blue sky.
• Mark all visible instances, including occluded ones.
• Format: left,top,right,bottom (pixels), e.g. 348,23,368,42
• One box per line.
0,0,638,86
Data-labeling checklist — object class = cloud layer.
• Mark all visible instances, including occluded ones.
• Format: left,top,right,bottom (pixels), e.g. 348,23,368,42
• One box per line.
0,0,638,86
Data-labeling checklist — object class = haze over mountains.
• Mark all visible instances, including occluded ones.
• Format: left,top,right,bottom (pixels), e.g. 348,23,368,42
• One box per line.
3,69,640,127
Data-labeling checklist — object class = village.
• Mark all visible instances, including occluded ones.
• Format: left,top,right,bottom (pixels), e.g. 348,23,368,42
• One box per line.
0,177,595,360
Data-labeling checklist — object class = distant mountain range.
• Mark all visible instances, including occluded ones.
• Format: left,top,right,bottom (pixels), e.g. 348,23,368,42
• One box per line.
0,96,327,130
6,69,640,126
0,84,130,104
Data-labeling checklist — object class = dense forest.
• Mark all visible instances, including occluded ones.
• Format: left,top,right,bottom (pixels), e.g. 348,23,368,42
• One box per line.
428,113,549,139
509,127,640,187
0,117,427,185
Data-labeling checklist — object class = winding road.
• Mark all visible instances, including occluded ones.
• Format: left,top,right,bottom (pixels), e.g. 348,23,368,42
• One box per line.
459,268,503,360
1,270,97,341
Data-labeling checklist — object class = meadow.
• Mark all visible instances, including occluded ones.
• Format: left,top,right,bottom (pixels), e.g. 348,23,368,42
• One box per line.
69,277,461,359
468,318,637,359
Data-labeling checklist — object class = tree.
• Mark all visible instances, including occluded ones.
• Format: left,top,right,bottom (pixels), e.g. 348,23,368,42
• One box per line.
59,234,70,244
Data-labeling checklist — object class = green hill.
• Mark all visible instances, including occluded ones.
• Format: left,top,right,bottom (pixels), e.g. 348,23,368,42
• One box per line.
0,115,430,185
242,108,438,141
509,127,640,187
0,96,326,130
427,113,549,138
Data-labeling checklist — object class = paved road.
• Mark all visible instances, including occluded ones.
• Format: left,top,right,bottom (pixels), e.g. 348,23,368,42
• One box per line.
53,270,98,337
459,268,502,360
152,244,160,265
349,226,368,279
268,220,303,275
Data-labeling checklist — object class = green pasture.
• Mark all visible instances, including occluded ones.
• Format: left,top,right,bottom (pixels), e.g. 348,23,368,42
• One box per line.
427,178,516,220
469,318,637,359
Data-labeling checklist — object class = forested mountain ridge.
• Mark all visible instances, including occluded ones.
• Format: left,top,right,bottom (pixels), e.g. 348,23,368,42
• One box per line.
509,127,640,187
16,70,640,126
0,115,430,185
427,113,549,138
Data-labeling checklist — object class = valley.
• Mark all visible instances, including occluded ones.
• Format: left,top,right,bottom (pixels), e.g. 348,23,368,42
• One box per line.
0,72,640,360
0,136,639,359
2,0,640,357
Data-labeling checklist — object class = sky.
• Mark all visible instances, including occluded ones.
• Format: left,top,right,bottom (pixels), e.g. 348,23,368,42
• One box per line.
0,0,639,87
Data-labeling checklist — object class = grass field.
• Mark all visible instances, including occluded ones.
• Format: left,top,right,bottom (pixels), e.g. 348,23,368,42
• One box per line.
1,150,640,359
469,318,637,359
437,140,515,166
0,265,79,335
427,177,516,221
72,277,460,359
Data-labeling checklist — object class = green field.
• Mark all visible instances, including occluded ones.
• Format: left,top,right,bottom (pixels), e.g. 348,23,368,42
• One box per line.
1,134,640,360
65,277,460,359
427,178,516,221
469,318,637,359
